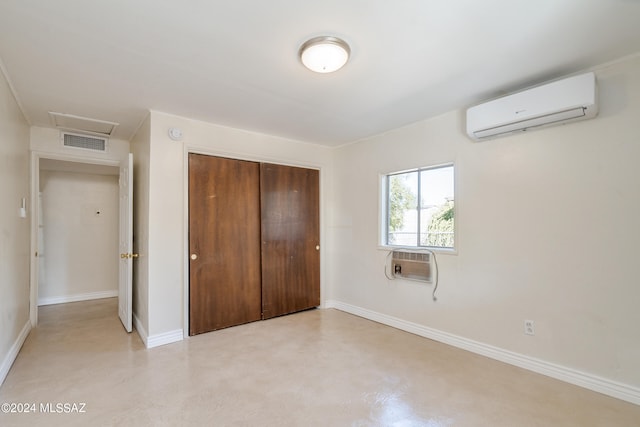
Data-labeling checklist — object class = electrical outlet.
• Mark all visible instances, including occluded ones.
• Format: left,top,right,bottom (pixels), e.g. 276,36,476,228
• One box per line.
524,320,535,336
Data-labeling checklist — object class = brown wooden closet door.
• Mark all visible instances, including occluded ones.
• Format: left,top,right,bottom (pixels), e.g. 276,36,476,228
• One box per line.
260,163,320,319
189,154,262,335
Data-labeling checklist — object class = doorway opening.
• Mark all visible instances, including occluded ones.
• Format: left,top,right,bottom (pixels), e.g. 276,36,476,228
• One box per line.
38,159,119,307
29,152,132,332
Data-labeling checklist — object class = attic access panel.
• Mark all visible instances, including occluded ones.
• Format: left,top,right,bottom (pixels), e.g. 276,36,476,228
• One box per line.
49,112,118,137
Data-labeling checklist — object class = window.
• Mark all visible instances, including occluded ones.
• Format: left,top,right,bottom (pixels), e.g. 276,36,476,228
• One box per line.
384,164,454,249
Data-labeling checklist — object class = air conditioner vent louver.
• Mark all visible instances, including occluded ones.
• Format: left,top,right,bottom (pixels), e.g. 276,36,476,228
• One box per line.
393,251,430,262
62,133,107,152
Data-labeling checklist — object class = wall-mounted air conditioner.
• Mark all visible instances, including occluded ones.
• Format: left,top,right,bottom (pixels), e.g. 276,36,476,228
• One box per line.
466,72,597,141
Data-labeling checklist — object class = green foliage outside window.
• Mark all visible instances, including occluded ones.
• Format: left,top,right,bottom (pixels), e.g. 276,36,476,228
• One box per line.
424,200,454,247
388,176,415,244
386,164,454,248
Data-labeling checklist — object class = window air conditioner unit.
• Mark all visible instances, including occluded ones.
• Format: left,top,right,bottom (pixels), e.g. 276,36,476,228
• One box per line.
466,72,597,141
391,250,432,283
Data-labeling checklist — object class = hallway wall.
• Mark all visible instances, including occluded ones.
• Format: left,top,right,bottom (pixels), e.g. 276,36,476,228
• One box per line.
38,169,119,305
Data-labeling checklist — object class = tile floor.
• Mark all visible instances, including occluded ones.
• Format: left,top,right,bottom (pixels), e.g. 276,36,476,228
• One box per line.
1,298,639,426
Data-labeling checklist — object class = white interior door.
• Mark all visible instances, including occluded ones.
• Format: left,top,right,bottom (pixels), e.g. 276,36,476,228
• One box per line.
118,153,133,332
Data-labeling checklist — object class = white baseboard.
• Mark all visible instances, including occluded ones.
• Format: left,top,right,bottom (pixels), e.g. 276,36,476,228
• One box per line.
133,312,148,347
324,300,640,406
0,320,31,386
146,329,183,349
38,290,118,306
133,313,183,349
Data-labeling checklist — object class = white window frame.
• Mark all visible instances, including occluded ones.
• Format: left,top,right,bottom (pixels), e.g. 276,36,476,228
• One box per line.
379,163,456,253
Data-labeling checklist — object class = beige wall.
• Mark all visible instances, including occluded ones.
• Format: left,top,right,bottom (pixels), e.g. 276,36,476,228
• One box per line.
38,170,119,304
330,55,640,391
0,65,30,384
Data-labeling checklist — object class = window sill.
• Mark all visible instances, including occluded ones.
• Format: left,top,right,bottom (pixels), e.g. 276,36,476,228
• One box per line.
377,245,458,256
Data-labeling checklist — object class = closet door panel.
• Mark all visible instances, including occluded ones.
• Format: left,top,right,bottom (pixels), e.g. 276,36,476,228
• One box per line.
260,163,320,319
189,154,262,335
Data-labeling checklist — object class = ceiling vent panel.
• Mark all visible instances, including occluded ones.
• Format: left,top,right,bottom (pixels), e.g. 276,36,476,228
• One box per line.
61,132,108,152
49,112,118,136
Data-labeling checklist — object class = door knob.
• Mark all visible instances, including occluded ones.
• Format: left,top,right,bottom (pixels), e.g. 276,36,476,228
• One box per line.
190,254,198,260
315,245,320,251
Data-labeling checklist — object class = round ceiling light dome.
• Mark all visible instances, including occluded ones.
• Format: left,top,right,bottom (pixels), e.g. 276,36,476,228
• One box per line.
299,36,350,73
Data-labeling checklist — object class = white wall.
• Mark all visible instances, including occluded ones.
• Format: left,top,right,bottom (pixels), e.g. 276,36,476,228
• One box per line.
38,170,119,304
131,110,333,344
0,65,30,385
329,55,640,397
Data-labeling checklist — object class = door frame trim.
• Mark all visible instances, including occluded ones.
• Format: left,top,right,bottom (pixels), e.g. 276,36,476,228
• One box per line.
182,146,327,339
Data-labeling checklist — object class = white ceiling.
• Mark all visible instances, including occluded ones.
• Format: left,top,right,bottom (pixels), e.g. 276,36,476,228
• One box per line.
1,0,639,146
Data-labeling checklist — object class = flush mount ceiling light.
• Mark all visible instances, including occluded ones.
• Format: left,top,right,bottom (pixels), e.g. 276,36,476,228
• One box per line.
299,36,350,73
